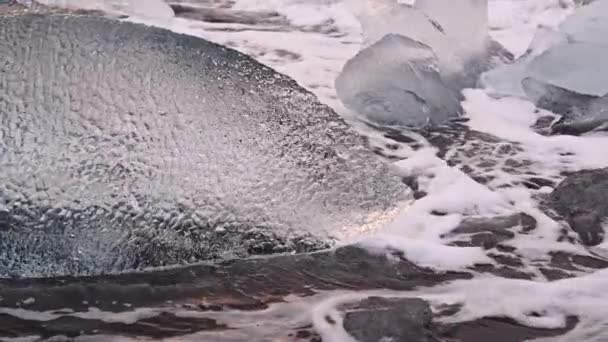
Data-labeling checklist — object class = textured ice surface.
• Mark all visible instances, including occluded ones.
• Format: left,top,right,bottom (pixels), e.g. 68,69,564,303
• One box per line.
335,34,462,127
0,14,408,277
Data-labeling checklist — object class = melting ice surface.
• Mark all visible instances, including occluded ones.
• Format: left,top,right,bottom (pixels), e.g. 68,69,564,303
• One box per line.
482,0,608,134
9,0,608,341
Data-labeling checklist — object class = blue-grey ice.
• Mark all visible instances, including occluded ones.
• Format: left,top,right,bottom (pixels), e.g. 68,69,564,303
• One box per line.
480,0,608,134
482,0,608,99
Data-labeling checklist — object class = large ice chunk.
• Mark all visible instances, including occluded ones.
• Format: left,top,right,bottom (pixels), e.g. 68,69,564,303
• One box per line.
0,15,408,277
335,34,462,127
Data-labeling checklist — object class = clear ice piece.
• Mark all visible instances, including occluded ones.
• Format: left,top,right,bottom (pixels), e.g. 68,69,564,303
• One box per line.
335,34,462,127
346,0,491,78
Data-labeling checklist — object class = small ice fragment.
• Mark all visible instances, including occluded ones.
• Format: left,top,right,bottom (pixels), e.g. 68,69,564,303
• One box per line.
22,297,36,305
335,34,462,127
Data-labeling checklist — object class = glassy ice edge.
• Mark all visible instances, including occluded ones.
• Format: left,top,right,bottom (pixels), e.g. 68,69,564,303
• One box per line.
8,0,608,341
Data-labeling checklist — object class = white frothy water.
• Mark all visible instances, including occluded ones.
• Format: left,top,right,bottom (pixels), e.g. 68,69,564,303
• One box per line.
20,0,608,340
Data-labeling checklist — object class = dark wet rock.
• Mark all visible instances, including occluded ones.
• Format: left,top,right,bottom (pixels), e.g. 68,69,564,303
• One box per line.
574,0,596,4
0,0,28,14
572,254,608,269
445,213,536,249
0,245,470,313
366,120,542,190
288,326,322,342
420,122,510,161
532,114,560,133
455,38,514,91
338,296,575,342
341,297,439,342
0,312,226,339
0,13,408,277
523,176,556,190
169,4,286,26
451,213,537,235
416,122,555,189
549,251,608,272
436,316,579,342
540,267,576,281
471,264,534,280
470,232,513,249
547,168,608,246
489,253,524,267
522,78,608,136
496,244,517,253
0,245,471,339
0,245,582,340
